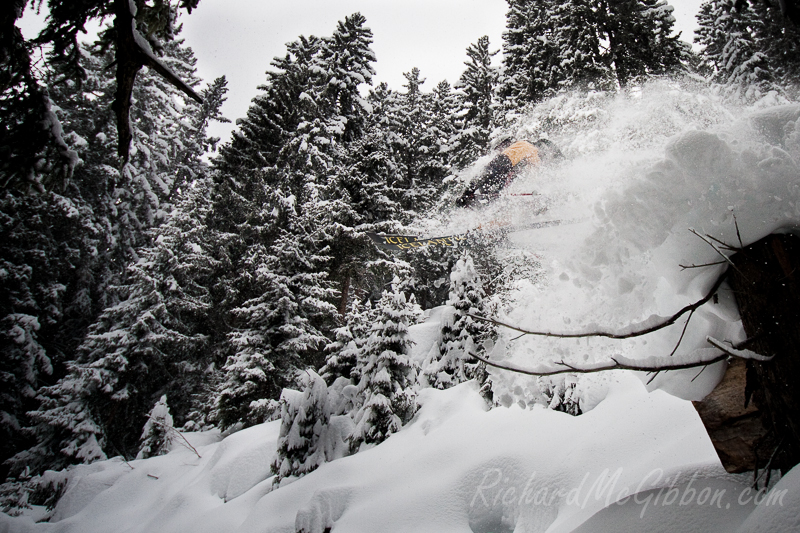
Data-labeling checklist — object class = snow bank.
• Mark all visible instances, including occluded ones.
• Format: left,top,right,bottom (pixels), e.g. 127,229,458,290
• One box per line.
18,375,770,533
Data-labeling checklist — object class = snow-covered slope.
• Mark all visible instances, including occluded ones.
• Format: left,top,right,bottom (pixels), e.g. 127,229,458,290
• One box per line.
5,372,795,533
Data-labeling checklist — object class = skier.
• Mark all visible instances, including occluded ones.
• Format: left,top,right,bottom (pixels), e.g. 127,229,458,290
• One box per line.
456,138,562,208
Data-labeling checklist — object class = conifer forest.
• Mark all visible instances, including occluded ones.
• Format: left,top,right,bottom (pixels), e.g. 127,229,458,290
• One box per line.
2,1,800,531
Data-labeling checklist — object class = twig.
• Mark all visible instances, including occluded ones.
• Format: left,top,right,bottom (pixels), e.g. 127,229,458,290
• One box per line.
689,229,748,280
690,364,708,382
734,214,744,249
466,351,730,377
753,437,783,490
147,474,159,480
670,309,696,356
679,260,727,270
703,232,741,252
468,271,728,340
144,416,202,459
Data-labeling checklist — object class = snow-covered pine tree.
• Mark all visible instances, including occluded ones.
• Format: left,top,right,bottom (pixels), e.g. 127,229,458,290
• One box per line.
388,69,431,210
450,37,499,170
600,0,689,87
212,16,378,394
136,395,175,459
538,376,582,416
1,37,226,472
425,252,495,391
429,80,461,168
270,370,330,485
550,0,614,93
498,0,560,109
350,279,419,451
339,83,408,228
114,34,207,262
695,0,797,101
9,174,219,473
321,322,357,384
749,0,800,91
500,0,688,106
1,0,202,190
315,13,376,144
298,14,380,316
214,192,338,429
320,299,374,385
217,35,322,177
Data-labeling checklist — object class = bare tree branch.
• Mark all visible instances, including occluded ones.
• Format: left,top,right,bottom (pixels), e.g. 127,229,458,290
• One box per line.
469,270,728,340
680,260,727,270
734,214,744,249
467,333,770,378
688,229,754,285
670,309,695,356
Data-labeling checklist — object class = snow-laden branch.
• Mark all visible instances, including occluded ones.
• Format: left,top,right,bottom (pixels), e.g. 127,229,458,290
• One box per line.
706,336,773,362
468,335,772,377
469,270,728,340
468,350,731,377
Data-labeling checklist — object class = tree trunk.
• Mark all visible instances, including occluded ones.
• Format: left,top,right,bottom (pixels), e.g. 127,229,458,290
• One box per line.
338,274,350,317
692,358,768,472
727,232,800,473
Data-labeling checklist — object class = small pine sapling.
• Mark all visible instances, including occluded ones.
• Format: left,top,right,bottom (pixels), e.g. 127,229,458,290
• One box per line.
350,279,419,451
426,252,495,392
271,371,330,486
137,395,175,460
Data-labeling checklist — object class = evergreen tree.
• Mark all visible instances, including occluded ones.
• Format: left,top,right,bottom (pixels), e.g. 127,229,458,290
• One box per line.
451,37,499,170
350,279,419,450
211,14,381,408
499,0,560,107
500,0,689,108
0,0,202,188
217,35,322,176
214,194,338,429
550,0,614,92
696,0,799,100
425,253,494,391
136,394,174,459
1,37,225,473
320,299,376,385
270,370,330,485
9,174,219,473
341,83,408,227
600,0,689,88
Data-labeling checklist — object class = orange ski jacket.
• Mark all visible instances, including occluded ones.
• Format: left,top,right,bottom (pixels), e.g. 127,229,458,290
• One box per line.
501,140,540,168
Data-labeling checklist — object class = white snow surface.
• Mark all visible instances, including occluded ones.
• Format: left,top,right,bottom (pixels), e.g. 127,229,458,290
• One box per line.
5,83,800,532
5,376,793,533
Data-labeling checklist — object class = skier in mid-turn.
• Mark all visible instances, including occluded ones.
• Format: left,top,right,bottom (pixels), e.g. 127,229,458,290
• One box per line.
456,138,562,208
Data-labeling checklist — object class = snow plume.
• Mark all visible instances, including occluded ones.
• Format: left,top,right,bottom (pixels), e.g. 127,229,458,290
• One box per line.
460,80,800,405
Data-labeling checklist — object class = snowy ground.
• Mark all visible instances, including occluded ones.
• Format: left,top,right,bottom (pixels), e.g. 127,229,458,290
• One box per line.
3,372,797,533
4,83,800,532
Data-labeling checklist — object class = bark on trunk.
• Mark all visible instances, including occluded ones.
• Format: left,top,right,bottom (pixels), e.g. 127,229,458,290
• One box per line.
727,232,800,473
338,274,350,317
692,358,767,473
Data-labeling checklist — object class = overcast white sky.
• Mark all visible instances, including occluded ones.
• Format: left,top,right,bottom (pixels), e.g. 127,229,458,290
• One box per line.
21,0,704,145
